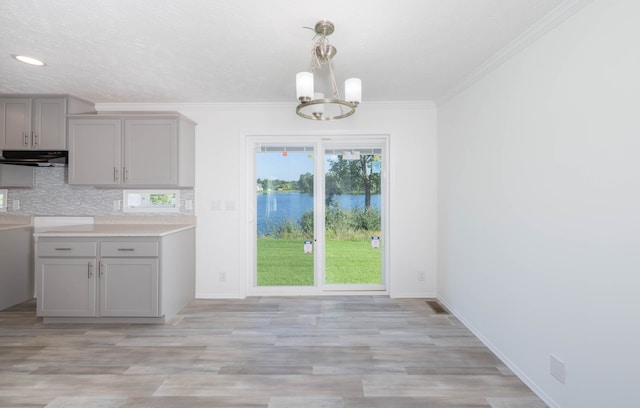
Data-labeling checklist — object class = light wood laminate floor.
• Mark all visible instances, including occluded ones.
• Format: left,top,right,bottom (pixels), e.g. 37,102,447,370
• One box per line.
0,297,547,407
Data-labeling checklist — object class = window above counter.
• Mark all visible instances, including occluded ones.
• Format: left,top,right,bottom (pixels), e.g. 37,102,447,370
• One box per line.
123,190,180,213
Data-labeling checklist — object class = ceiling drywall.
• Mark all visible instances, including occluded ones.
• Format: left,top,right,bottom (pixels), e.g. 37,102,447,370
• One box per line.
1,0,571,104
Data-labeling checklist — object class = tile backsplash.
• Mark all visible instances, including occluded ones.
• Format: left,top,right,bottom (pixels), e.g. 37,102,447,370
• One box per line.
2,167,194,217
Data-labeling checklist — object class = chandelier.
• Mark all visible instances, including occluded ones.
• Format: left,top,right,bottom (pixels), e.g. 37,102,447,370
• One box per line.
296,20,361,121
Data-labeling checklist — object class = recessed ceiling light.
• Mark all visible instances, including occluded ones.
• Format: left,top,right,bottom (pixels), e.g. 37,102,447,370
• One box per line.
13,55,46,66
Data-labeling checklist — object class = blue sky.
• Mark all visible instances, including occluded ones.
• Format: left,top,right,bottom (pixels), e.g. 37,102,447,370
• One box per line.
256,151,314,181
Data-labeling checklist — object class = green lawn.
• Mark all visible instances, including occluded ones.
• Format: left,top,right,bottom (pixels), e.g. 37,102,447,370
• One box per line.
257,237,381,286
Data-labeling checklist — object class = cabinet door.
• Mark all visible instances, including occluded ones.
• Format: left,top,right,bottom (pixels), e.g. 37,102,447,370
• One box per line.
34,99,66,149
68,119,122,185
124,119,178,186
36,258,97,317
99,258,159,317
0,99,32,149
0,164,34,188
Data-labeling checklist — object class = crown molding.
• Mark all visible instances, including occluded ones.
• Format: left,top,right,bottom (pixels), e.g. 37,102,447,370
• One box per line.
437,0,595,106
95,100,436,112
95,102,293,112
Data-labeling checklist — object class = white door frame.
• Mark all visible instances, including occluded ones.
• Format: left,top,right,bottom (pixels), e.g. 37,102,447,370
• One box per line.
243,131,390,297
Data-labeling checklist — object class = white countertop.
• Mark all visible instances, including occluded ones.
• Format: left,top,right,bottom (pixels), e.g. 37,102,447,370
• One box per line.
0,223,32,232
0,216,32,232
33,223,195,237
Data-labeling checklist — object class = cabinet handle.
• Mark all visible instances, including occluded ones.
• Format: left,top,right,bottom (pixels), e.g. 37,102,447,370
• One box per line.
124,167,128,182
54,247,72,251
117,248,135,251
23,132,29,146
114,167,119,182
88,262,93,278
33,132,38,146
99,261,104,278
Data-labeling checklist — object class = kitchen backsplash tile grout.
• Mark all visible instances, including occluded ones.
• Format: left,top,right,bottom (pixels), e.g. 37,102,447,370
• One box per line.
2,167,195,217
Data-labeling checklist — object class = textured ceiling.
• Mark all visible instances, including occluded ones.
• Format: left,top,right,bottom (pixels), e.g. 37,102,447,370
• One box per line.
0,0,566,104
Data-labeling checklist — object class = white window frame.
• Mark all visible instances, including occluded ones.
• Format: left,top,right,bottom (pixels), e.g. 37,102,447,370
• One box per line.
122,190,180,213
0,189,7,212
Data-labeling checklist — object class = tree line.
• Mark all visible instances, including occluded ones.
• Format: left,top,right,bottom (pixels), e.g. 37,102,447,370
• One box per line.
298,155,381,208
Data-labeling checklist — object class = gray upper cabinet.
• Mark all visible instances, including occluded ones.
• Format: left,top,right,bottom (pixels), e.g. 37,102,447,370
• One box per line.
68,113,195,188
0,164,34,188
0,95,95,150
68,119,122,186
124,119,178,186
0,98,31,149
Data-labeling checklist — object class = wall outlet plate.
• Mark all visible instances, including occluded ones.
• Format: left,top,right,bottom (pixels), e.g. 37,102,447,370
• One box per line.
550,354,566,384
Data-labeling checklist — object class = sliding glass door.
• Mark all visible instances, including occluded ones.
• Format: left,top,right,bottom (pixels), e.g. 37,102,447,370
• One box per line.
255,146,315,286
323,147,383,289
251,137,387,292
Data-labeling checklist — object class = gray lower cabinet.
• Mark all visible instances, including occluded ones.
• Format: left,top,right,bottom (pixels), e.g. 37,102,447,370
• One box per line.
0,226,34,311
35,227,195,323
36,238,160,318
37,257,97,316
99,240,159,317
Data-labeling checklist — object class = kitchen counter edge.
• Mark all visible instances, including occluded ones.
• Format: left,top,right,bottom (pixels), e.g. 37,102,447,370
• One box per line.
0,223,32,232
33,223,195,238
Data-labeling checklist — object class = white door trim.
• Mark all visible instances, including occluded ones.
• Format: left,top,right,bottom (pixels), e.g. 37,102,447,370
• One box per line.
243,131,390,297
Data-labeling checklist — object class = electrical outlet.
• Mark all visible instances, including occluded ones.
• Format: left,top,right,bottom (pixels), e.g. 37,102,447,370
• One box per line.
550,354,565,384
12,200,20,210
418,271,425,281
185,200,193,211
219,272,226,282
113,200,121,211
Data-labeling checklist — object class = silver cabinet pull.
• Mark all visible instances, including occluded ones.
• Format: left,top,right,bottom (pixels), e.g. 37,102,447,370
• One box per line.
88,262,93,278
54,248,72,251
124,167,128,182
23,132,29,146
117,248,135,251
114,167,119,182
99,261,104,278
33,132,39,146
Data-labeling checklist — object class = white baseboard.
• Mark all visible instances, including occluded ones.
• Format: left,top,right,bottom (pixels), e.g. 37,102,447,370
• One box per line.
438,297,560,408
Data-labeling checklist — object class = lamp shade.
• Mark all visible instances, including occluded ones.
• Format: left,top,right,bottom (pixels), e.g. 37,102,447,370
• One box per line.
296,72,314,100
345,78,362,104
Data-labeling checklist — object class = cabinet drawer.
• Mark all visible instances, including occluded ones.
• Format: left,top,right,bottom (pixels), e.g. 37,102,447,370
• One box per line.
38,241,97,257
100,241,158,257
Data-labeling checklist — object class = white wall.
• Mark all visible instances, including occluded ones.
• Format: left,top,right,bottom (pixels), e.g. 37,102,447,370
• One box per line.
437,0,640,407
97,102,437,299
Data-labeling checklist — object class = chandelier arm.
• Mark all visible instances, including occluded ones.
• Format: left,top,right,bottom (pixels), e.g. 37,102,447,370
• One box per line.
326,60,346,115
327,60,341,100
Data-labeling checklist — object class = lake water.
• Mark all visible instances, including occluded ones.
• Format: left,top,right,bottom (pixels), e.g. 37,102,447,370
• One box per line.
257,192,381,235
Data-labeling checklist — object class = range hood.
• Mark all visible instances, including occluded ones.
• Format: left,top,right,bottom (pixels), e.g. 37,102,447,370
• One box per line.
0,150,68,167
